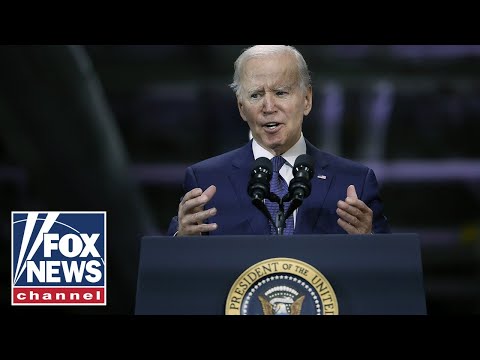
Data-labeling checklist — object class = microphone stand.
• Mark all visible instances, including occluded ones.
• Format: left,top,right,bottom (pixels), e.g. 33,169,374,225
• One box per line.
275,199,286,235
267,193,290,236
251,192,298,236
276,192,305,236
250,188,287,235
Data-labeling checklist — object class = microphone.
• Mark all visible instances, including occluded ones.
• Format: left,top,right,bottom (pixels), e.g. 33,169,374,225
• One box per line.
247,157,272,201
247,157,277,231
289,154,315,200
283,154,315,219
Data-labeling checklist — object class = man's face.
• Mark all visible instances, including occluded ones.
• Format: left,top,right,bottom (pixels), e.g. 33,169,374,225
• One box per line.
237,52,312,155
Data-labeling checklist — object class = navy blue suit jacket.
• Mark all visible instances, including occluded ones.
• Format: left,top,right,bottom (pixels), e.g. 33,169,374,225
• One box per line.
167,139,390,235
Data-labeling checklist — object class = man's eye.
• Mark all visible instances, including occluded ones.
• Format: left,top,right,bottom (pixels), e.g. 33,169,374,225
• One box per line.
250,93,259,99
276,91,287,96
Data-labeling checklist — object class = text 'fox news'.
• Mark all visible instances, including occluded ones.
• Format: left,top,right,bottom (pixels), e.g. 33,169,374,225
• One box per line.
12,212,106,306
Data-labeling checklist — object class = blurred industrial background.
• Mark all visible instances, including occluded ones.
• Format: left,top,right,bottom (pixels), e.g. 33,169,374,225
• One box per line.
1,45,479,314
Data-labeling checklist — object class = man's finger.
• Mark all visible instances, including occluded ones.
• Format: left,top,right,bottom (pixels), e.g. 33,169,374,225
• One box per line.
337,218,357,234
347,184,358,199
202,185,217,202
337,200,363,217
180,188,203,205
190,207,217,225
336,208,359,226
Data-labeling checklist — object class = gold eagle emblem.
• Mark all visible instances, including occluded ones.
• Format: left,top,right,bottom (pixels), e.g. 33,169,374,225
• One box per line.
258,295,305,315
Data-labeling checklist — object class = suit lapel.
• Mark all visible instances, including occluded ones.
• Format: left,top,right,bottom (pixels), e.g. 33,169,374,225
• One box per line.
228,141,270,234
295,141,334,234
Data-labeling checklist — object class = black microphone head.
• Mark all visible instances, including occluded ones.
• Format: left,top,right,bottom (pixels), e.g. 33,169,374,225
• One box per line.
247,157,272,199
252,157,273,177
287,154,315,200
293,154,315,179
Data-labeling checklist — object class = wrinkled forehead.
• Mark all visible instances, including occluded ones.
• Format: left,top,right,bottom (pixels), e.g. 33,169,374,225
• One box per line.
241,53,300,90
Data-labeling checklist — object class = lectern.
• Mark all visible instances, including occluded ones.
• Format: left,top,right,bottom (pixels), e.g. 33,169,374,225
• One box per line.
135,234,426,315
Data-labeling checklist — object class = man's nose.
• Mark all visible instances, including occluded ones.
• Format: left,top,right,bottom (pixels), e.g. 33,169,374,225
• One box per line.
262,93,276,113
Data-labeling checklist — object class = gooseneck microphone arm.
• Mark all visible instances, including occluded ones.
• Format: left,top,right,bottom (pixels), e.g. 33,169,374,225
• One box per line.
252,197,276,231
283,197,302,223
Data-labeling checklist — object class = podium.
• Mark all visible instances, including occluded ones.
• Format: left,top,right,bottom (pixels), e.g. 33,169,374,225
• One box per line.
135,234,427,315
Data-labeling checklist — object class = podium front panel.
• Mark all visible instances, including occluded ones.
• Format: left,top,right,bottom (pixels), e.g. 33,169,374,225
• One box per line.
135,234,426,315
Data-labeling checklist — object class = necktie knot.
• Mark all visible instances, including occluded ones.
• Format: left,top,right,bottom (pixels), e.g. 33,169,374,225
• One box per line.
271,156,286,172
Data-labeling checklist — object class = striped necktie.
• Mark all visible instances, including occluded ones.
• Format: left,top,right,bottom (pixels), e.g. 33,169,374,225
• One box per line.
265,156,294,235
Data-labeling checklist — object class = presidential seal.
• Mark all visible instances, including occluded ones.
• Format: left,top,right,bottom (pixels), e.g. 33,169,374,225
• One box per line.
225,258,338,315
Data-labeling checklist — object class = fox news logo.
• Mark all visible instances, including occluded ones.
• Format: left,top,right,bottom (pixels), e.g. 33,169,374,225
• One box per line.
12,211,106,306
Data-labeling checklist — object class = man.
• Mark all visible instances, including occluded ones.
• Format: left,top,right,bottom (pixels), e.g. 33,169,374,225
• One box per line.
167,45,390,236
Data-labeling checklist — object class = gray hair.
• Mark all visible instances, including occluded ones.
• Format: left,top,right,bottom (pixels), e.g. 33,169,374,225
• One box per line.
229,45,311,96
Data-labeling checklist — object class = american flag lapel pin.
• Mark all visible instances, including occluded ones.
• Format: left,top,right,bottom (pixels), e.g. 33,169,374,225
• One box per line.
317,175,327,180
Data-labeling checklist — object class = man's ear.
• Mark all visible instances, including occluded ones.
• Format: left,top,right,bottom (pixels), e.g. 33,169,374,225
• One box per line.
303,86,313,116
237,96,247,122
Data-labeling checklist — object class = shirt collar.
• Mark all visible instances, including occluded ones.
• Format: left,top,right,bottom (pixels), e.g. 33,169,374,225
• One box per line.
251,133,306,167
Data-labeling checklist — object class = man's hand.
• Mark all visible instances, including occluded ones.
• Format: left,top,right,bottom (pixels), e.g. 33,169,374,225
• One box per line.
336,185,373,234
177,185,217,236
